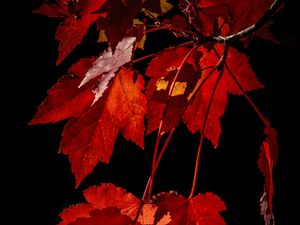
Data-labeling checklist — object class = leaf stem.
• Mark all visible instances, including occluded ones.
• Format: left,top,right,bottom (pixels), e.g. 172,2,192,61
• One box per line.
133,129,175,225
225,63,269,127
188,43,229,199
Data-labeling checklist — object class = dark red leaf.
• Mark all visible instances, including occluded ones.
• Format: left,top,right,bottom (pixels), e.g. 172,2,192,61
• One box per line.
154,192,226,225
147,61,201,133
59,183,147,225
55,14,100,65
143,0,162,13
68,208,135,225
195,0,229,35
258,126,278,225
103,0,143,50
35,0,107,64
225,0,274,33
33,1,69,18
145,47,201,134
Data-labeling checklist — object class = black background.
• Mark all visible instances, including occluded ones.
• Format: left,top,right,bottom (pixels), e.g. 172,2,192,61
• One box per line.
7,0,299,225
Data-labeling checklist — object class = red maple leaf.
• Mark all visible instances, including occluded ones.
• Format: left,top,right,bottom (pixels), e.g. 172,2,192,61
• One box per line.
68,208,137,225
59,183,139,225
145,46,199,134
101,0,143,50
32,65,146,185
224,0,274,33
258,126,278,225
143,0,162,14
58,183,164,225
30,58,96,124
183,44,264,147
33,0,69,18
34,0,107,64
154,192,226,225
62,68,146,185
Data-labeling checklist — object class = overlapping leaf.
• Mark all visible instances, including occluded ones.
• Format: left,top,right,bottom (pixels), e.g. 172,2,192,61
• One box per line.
145,47,201,134
154,192,226,225
32,0,281,224
59,183,170,225
100,0,143,50
183,44,264,147
68,208,137,225
79,37,136,103
35,0,107,64
61,68,146,185
30,58,96,124
59,183,140,225
32,65,146,185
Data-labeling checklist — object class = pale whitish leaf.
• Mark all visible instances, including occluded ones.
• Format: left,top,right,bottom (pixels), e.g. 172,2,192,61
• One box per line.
79,37,136,103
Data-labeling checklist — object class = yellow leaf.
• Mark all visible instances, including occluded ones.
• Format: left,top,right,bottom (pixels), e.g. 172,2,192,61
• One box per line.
171,82,187,96
98,30,107,43
156,79,169,91
137,34,147,50
156,79,187,97
161,0,173,13
142,8,159,19
133,19,144,25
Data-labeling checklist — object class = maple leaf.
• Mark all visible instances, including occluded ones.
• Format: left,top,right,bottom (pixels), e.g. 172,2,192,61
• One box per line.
61,67,146,185
101,0,143,50
145,46,197,134
33,1,69,18
143,0,162,13
224,0,274,33
30,57,96,124
59,183,168,225
154,192,226,225
195,0,229,35
59,183,139,225
183,44,264,147
79,37,136,103
241,21,279,47
258,126,278,225
35,0,107,64
68,208,137,225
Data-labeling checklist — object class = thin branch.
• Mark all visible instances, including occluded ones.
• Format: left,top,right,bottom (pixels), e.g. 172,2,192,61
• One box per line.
145,25,198,38
189,68,225,199
133,128,175,225
142,128,176,200
188,43,229,199
208,0,284,43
